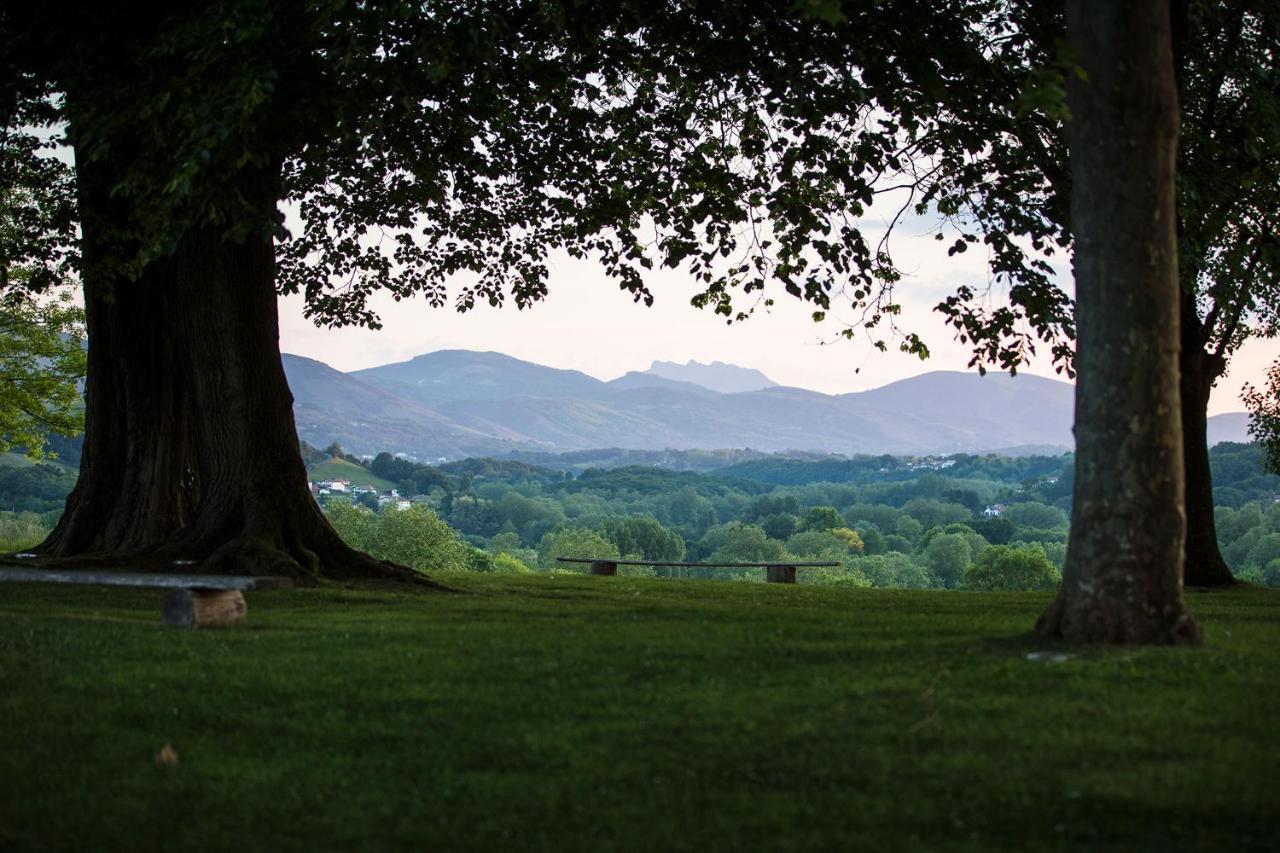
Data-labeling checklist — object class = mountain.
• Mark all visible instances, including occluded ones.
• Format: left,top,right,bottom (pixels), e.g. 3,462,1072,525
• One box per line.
283,349,1255,461
1207,412,1251,445
351,350,603,404
282,354,538,459
644,359,777,393
853,371,1075,450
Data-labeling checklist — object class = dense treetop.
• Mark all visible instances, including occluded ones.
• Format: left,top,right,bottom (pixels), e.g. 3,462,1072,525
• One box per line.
4,1,1079,364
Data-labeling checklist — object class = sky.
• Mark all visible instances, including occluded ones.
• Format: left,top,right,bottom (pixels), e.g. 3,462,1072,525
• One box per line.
277,219,1276,417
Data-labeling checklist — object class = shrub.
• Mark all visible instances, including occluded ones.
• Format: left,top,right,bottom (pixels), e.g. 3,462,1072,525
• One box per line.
489,552,535,574
324,502,470,573
962,545,1060,591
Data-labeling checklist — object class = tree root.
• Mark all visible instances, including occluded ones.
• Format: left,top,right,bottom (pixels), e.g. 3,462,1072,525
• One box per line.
1035,595,1203,645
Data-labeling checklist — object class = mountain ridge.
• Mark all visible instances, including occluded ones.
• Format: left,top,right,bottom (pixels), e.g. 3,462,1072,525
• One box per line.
644,359,777,393
281,350,1251,461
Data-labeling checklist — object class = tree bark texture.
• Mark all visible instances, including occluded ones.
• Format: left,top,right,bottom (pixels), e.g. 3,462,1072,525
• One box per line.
37,153,422,583
1180,294,1235,587
1036,0,1201,644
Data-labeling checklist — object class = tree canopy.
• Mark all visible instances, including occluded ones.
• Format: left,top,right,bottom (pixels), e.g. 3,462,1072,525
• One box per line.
0,142,84,458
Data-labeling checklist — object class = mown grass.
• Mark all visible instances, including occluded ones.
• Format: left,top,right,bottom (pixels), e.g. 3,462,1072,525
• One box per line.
0,575,1276,851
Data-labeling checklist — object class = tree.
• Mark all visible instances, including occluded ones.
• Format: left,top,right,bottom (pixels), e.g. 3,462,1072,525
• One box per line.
6,1,1244,612
700,522,787,564
537,527,619,571
942,2,1279,588
922,532,974,590
1000,502,1068,531
1243,360,1280,474
0,290,85,459
1169,0,1280,587
0,120,85,460
6,1,1027,579
596,515,685,562
759,513,800,541
901,498,972,530
799,506,844,533
1035,1,1200,644
857,553,933,590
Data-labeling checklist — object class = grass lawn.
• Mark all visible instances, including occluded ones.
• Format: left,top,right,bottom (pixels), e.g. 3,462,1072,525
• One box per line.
1,575,1276,851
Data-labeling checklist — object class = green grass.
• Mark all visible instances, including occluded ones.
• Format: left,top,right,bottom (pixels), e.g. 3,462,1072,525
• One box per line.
307,456,399,491
1,576,1276,851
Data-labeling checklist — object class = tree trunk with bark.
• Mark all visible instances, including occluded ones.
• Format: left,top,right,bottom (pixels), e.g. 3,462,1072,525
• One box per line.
37,151,421,583
1036,0,1200,644
1180,294,1236,587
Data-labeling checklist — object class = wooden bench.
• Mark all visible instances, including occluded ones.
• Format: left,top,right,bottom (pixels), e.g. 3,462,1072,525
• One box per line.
555,557,839,584
0,568,293,628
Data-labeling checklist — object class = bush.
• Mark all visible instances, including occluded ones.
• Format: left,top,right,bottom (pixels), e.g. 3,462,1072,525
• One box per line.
325,502,471,573
489,552,535,574
962,545,1060,591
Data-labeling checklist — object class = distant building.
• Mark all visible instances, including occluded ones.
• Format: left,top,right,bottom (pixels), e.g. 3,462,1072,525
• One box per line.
983,504,1007,517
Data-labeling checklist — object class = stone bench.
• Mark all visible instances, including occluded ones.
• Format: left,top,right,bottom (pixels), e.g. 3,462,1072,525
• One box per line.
555,557,839,583
0,568,293,628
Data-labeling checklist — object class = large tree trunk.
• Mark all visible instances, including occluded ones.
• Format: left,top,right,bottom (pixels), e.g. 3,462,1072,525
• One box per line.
36,152,421,583
1181,295,1236,587
1036,0,1200,644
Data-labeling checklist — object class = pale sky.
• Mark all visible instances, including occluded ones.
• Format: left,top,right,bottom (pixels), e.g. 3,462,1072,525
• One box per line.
278,224,1275,416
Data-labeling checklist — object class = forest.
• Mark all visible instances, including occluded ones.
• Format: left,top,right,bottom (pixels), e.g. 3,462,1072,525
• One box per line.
8,440,1277,591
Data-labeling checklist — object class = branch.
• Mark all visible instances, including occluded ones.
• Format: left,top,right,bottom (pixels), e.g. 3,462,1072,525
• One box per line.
1212,248,1264,359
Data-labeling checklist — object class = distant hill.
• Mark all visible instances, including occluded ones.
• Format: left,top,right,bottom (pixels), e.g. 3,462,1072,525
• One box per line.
644,359,777,393
351,350,602,404
1207,412,1251,446
280,349,1255,461
283,354,542,460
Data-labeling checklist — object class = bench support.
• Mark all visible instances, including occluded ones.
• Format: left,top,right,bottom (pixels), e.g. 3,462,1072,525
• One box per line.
162,589,247,629
766,565,797,584
590,560,618,577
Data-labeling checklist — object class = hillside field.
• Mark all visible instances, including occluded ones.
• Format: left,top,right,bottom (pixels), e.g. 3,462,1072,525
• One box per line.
1,576,1275,851
306,456,399,491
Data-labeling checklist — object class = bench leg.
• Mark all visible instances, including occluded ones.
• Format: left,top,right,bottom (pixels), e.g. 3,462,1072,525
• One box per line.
162,589,247,628
589,561,618,577
766,565,797,584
